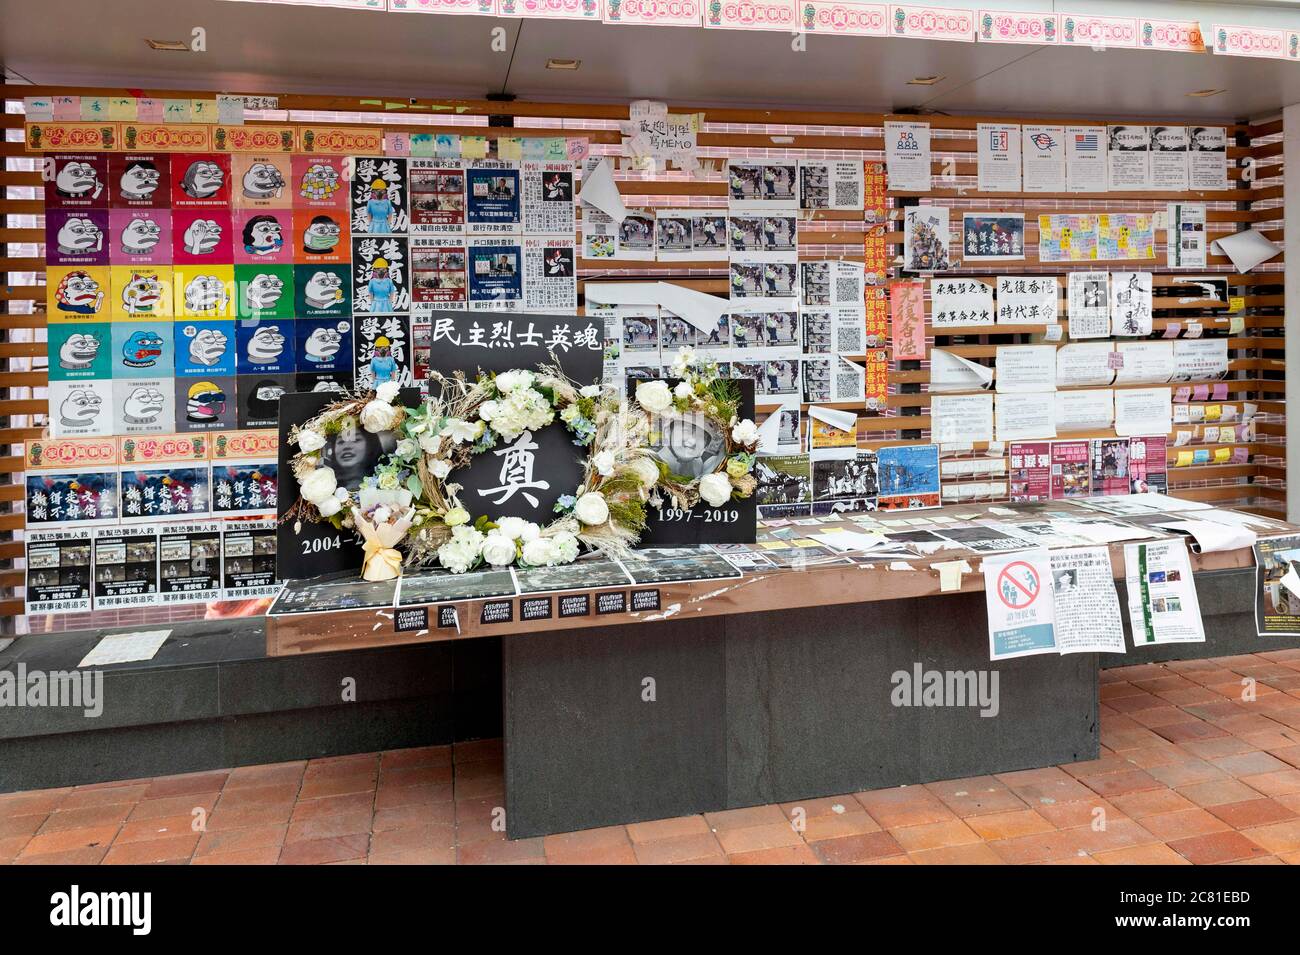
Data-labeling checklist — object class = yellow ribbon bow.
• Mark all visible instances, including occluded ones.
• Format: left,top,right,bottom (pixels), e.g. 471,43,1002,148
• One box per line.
361,538,403,582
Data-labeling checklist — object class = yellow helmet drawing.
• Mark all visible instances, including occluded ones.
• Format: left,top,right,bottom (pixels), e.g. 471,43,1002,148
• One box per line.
370,179,387,190
373,258,389,268
374,336,391,347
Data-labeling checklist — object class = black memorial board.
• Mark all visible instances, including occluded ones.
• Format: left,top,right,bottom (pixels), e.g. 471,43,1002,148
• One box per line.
629,377,758,547
275,387,419,581
425,310,601,526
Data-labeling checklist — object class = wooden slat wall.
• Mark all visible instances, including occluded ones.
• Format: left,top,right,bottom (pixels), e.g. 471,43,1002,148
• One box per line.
0,85,1288,631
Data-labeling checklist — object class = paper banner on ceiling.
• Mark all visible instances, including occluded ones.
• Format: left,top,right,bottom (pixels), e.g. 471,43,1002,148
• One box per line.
977,10,1058,45
1140,18,1206,53
499,0,602,19
890,5,976,41
1213,24,1289,59
801,1,888,36
389,0,499,15
1060,14,1139,48
705,0,797,31
604,0,702,26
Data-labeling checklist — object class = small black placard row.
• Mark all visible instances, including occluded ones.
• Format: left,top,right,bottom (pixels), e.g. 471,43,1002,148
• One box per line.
399,589,664,631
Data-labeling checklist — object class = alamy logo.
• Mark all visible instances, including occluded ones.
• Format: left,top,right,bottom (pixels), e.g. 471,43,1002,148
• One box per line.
0,664,103,717
50,886,151,935
890,664,1000,717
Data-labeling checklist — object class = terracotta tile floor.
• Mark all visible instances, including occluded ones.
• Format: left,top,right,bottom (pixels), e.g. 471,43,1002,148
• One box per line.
6,649,1300,865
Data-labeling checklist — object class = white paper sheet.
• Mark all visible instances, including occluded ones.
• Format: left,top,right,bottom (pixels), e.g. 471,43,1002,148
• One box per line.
983,549,1058,660
1211,228,1282,273
1056,388,1115,433
1150,125,1190,191
1022,125,1067,193
78,629,172,668
1108,125,1151,190
1114,387,1172,436
1114,341,1174,384
930,277,994,327
996,276,1058,325
1111,271,1153,336
1067,271,1109,339
930,349,994,393
1057,342,1116,387
578,156,628,223
995,394,1057,441
884,121,932,193
1066,125,1108,192
995,345,1057,393
977,123,1022,192
1125,539,1205,645
932,393,994,443
1050,547,1126,654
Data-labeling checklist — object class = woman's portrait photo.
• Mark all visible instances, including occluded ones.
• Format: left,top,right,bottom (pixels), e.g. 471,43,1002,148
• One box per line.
321,424,397,492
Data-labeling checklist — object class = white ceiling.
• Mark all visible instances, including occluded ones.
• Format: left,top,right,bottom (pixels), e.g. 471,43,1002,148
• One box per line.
2,0,1299,119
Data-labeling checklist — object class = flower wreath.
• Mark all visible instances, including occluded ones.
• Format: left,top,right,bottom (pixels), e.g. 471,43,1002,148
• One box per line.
286,349,760,578
634,347,761,511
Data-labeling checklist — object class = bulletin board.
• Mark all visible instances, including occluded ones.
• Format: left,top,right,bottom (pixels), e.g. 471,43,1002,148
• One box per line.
0,84,1285,627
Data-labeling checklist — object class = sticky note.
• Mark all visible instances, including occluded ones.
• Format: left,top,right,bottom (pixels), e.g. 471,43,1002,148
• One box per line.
461,136,489,159
1176,451,1194,467
108,97,138,121
497,137,523,161
81,96,109,119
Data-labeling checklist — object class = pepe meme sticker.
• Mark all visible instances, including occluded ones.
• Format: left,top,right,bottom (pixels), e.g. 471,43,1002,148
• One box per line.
110,209,171,266
172,154,231,208
175,376,236,432
49,325,112,381
49,381,113,437
110,155,171,209
46,155,109,210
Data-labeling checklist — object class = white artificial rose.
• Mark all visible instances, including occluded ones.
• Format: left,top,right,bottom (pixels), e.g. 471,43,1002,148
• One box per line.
373,505,391,524
495,370,534,394
376,381,401,403
731,419,759,446
444,506,470,526
521,537,556,567
636,380,673,414
478,400,499,422
494,517,530,541
316,496,342,518
480,533,518,567
629,457,661,488
551,531,579,564
359,399,398,434
573,492,610,526
297,429,326,453
579,385,601,398
593,450,616,477
518,521,541,542
396,438,418,459
674,382,693,401
300,466,338,505
430,459,452,480
698,471,733,507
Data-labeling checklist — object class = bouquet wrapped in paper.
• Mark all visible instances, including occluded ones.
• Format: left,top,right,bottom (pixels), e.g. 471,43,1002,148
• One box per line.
353,502,415,582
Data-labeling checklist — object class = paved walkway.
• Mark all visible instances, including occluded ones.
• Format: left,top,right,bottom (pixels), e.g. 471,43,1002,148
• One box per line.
4,649,1300,864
